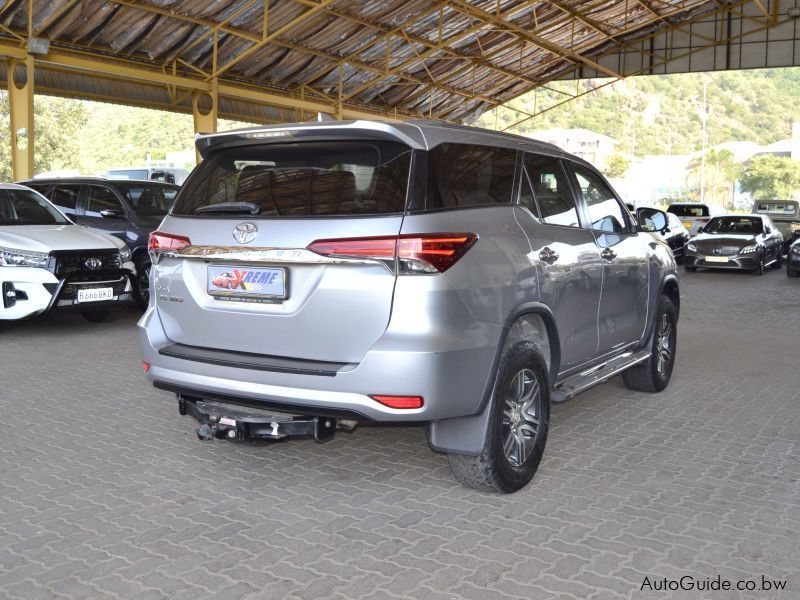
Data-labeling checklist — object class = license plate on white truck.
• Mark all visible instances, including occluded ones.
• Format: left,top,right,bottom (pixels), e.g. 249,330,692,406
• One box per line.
77,287,114,303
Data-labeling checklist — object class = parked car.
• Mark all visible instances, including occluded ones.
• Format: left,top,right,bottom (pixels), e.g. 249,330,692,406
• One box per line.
107,166,189,185
139,120,679,493
19,177,179,305
787,238,800,277
640,209,689,263
666,202,721,236
684,214,783,275
0,183,136,322
752,199,800,250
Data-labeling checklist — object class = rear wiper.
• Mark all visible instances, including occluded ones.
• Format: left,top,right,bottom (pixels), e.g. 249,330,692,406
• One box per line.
194,202,260,215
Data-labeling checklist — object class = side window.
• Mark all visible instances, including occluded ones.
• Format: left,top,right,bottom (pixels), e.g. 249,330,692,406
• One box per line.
426,143,516,209
523,153,579,227
85,186,124,217
518,170,541,218
571,165,630,233
49,185,81,217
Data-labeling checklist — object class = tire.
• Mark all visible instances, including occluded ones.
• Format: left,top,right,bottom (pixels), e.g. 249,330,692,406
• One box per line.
623,296,677,393
448,343,550,494
788,265,800,278
81,311,113,323
135,254,151,308
752,255,765,276
684,265,696,273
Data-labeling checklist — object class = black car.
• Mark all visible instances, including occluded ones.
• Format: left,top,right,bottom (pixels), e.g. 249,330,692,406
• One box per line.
788,238,800,278
683,214,784,275
639,209,689,263
19,177,179,304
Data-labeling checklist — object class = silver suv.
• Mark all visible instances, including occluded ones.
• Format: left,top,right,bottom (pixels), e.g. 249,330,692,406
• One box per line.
139,121,679,493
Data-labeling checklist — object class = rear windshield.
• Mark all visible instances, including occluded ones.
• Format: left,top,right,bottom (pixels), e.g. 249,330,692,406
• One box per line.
703,216,763,235
667,204,709,217
754,202,797,216
172,141,412,217
0,188,70,225
118,183,180,217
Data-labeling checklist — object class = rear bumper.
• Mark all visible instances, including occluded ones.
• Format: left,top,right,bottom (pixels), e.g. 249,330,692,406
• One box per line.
138,307,502,422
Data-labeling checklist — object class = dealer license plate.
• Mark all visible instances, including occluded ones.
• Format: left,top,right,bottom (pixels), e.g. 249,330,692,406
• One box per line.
207,265,287,300
704,255,729,263
77,287,114,303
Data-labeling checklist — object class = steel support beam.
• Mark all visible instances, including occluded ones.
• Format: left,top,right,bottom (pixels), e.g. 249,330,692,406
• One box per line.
6,56,35,180
192,79,217,162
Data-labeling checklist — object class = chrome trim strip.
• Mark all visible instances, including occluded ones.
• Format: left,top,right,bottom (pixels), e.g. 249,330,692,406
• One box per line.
159,246,394,271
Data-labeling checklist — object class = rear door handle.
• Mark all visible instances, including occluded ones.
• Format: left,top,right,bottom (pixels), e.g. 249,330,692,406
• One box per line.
539,247,559,264
601,247,617,261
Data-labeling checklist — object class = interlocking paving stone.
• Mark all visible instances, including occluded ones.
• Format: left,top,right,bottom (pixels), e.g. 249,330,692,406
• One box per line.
1,268,798,598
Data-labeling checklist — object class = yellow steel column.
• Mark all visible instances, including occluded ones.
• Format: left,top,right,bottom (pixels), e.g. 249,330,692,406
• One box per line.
192,79,217,163
6,56,35,180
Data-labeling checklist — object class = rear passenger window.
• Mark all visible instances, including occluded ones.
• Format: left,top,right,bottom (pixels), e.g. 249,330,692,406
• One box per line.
571,165,630,233
49,185,81,217
523,154,579,227
426,143,516,209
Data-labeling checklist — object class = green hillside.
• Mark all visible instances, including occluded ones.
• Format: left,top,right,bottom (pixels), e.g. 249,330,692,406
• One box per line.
478,68,800,156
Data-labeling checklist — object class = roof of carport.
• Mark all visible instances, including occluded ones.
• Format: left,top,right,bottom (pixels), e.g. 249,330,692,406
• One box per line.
0,1,768,123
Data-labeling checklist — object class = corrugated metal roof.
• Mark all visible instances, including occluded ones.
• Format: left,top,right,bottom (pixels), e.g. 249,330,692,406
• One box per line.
0,1,731,122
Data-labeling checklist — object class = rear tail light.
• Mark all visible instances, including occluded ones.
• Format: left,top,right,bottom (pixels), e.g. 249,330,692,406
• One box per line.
142,361,150,373
149,231,191,253
307,233,477,274
370,395,424,409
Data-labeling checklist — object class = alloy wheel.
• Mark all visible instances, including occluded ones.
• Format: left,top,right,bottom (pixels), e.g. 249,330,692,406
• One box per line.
655,312,673,376
501,369,542,467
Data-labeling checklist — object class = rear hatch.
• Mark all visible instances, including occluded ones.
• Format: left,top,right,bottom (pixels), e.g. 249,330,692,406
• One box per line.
151,140,412,364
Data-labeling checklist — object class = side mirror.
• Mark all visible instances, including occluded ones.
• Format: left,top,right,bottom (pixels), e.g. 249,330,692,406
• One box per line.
100,209,125,218
764,226,772,234
637,208,668,233
697,226,704,234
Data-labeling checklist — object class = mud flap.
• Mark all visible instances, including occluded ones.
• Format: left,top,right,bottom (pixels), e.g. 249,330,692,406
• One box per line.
426,399,492,456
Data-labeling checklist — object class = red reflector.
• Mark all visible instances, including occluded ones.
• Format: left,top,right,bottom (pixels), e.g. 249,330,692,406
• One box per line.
370,395,424,409
149,231,191,252
307,233,477,273
142,362,150,373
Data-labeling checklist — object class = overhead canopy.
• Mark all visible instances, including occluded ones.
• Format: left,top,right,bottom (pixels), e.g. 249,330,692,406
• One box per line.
0,1,795,124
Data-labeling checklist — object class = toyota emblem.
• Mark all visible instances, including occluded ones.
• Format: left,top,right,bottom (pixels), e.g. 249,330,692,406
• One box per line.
85,257,102,270
233,222,258,244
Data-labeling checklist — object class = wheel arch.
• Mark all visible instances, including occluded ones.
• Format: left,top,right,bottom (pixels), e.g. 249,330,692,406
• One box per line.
426,302,560,456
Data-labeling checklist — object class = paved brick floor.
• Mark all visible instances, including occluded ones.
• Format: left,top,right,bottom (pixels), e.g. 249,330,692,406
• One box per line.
1,268,798,599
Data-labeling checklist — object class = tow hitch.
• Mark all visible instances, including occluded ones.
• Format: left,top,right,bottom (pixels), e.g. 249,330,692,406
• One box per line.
177,394,338,443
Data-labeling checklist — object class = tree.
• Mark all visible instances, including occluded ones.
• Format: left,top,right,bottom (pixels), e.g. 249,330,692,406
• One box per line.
1,92,88,181
603,153,630,178
740,155,800,200
685,148,741,206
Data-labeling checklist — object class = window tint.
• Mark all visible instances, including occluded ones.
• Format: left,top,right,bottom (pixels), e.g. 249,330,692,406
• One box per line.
518,170,540,217
173,141,411,217
704,216,763,235
49,185,81,216
426,143,516,209
523,154,579,227
572,165,629,233
0,189,69,225
85,186,124,217
120,184,179,217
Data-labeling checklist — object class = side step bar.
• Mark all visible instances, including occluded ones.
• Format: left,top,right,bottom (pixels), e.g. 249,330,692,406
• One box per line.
551,350,650,403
